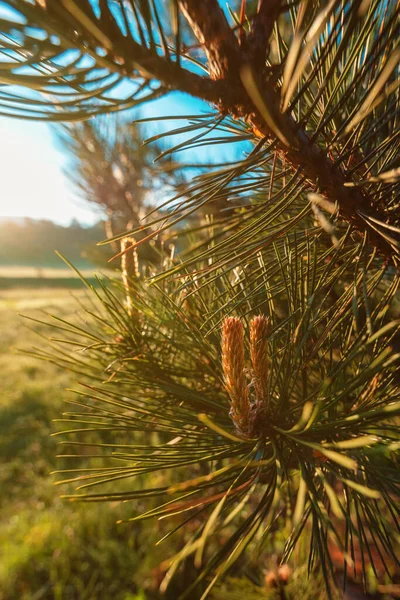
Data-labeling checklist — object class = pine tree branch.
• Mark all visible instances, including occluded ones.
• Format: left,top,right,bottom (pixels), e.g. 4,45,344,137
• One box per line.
244,108,395,261
13,0,221,105
0,0,396,262
176,2,394,261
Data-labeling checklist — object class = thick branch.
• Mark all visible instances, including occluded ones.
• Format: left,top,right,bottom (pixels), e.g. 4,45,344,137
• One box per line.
176,1,394,261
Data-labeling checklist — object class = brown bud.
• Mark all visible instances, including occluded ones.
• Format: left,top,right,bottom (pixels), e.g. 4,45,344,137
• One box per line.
264,570,277,588
250,315,270,409
277,563,292,584
221,317,250,434
120,237,139,318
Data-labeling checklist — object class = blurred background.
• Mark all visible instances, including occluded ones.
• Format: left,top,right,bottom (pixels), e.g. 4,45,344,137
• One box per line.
0,106,186,600
0,102,246,600
0,113,154,600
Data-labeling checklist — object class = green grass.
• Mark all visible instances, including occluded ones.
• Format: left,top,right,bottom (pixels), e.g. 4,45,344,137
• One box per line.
0,289,174,600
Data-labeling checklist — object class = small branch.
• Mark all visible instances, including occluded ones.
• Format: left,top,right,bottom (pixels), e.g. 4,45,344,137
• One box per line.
246,0,284,70
36,0,223,105
178,0,241,80
127,49,224,103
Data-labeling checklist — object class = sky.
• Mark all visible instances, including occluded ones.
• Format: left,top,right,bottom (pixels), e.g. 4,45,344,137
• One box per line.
0,2,98,224
0,116,101,225
0,2,243,227
0,116,100,225
0,93,239,226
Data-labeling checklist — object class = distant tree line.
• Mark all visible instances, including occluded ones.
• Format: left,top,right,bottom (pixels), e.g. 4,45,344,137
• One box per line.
0,218,110,268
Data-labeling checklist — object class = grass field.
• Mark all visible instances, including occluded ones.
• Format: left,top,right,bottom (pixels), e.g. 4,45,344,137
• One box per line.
0,288,175,600
0,266,115,290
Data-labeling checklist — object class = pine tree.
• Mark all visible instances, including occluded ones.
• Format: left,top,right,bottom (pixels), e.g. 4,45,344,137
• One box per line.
58,116,182,239
2,2,399,598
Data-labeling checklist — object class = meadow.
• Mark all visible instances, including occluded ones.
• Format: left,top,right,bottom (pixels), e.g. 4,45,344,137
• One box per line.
0,287,173,600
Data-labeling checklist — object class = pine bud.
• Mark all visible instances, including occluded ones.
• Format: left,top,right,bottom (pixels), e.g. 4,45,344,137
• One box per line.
250,315,270,409
120,237,139,318
221,317,250,434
